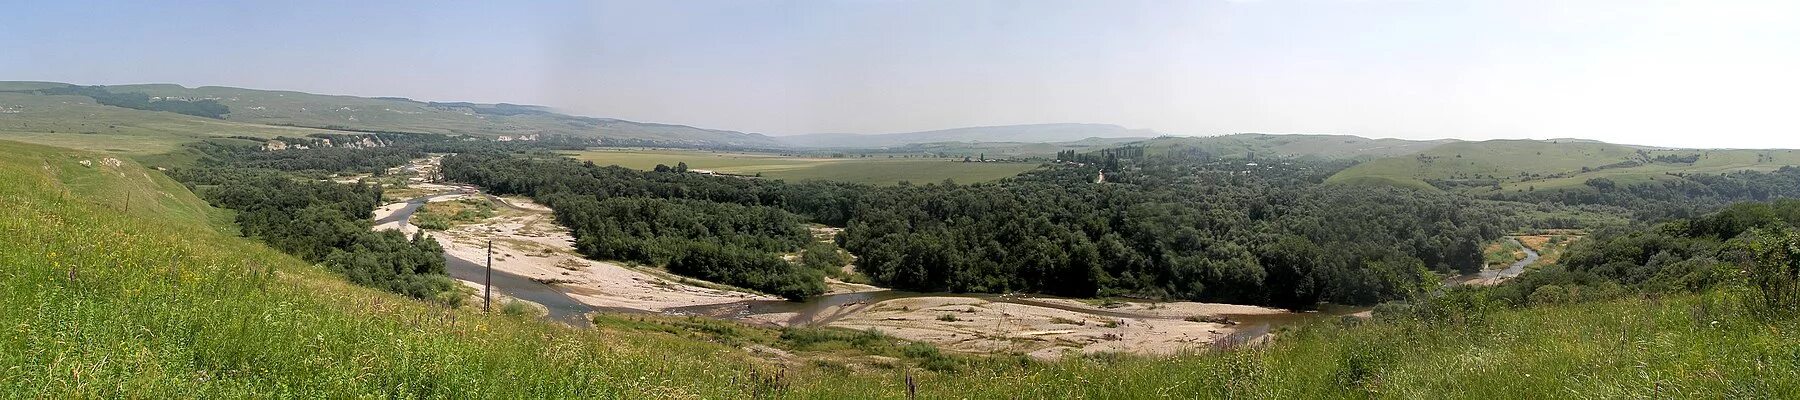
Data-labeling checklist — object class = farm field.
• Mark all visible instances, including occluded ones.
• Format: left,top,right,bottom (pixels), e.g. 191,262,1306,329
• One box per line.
563,148,1042,185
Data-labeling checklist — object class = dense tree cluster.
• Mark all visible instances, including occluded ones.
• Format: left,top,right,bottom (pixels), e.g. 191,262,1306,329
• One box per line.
170,143,458,303
1490,167,1800,221
1485,199,1800,308
838,160,1510,306
445,153,834,299
444,151,1520,307
1055,147,1143,170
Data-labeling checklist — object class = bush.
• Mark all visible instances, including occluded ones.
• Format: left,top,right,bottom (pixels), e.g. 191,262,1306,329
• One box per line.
1528,285,1568,306
1731,228,1800,316
500,300,533,317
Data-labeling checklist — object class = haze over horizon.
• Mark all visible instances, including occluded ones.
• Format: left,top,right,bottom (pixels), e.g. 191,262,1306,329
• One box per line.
5,0,1797,148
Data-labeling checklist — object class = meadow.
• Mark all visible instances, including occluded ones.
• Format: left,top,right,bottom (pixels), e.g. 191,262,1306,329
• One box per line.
0,91,342,156
6,137,1798,398
563,148,1041,185
1329,139,1800,193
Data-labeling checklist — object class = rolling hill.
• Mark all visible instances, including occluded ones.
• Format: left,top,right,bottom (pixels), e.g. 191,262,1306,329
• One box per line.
1328,139,1800,193
0,81,788,150
1125,133,1456,160
775,123,1155,148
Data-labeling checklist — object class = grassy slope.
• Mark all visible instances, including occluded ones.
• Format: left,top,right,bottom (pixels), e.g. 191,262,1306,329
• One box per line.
858,137,1143,157
3,140,233,230
3,81,786,149
0,140,835,397
566,148,1040,185
4,139,1796,397
1132,134,1453,160
1330,139,1800,193
93,83,783,147
0,92,343,155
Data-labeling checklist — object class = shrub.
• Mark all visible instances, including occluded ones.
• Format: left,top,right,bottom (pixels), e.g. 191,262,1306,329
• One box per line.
500,300,532,317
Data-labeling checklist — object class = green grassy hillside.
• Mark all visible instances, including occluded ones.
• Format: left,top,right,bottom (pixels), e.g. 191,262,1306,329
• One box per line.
565,148,1041,185
1,82,785,148
1131,134,1454,160
0,140,836,397
0,140,233,229
1329,140,1800,193
0,91,344,155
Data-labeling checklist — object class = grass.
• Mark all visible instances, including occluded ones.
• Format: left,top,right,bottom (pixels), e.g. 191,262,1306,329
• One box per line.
0,92,347,156
1330,139,1800,193
1483,238,1527,266
563,148,1041,185
411,197,496,231
4,81,787,146
5,138,1799,397
1133,134,1451,160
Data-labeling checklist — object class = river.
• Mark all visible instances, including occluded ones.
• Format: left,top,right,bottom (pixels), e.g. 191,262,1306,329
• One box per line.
385,192,597,326
386,190,1366,344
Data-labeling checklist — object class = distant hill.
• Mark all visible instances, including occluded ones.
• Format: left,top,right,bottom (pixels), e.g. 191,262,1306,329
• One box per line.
1327,139,1800,193
776,123,1155,148
0,82,788,149
835,137,1144,157
1124,133,1456,160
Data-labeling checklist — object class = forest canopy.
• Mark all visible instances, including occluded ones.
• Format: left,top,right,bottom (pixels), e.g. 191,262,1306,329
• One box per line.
443,150,1527,307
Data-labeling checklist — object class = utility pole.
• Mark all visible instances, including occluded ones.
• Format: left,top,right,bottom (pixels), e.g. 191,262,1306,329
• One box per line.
484,240,493,313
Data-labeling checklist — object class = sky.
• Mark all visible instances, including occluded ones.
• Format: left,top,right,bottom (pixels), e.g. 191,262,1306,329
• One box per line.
3,0,1798,148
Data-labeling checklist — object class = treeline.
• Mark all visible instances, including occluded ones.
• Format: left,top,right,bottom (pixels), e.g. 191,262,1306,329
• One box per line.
444,150,1521,307
444,153,835,300
33,85,230,118
841,160,1509,306
188,138,424,174
1462,199,1800,315
1490,167,1800,221
1055,146,1143,170
169,138,467,303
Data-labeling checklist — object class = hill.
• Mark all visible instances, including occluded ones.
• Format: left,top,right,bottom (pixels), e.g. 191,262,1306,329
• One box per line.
776,123,1154,148
0,81,788,149
1328,139,1800,193
563,148,1041,185
1127,133,1455,160
0,88,351,155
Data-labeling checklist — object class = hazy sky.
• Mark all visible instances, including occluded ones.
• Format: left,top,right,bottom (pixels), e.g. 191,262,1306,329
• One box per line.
4,0,1798,147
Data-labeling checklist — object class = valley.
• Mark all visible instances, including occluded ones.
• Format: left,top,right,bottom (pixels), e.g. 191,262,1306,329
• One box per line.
563,148,1041,185
377,155,1348,357
6,82,1800,398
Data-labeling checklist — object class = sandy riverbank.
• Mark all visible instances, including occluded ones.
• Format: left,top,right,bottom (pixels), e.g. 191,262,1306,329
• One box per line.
371,156,775,314
424,195,778,311
825,296,1238,359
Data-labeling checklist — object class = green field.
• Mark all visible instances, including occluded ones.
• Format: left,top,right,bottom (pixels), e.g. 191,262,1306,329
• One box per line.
1329,139,1800,193
0,91,342,155
1,81,788,147
565,148,1042,185
1133,134,1453,160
